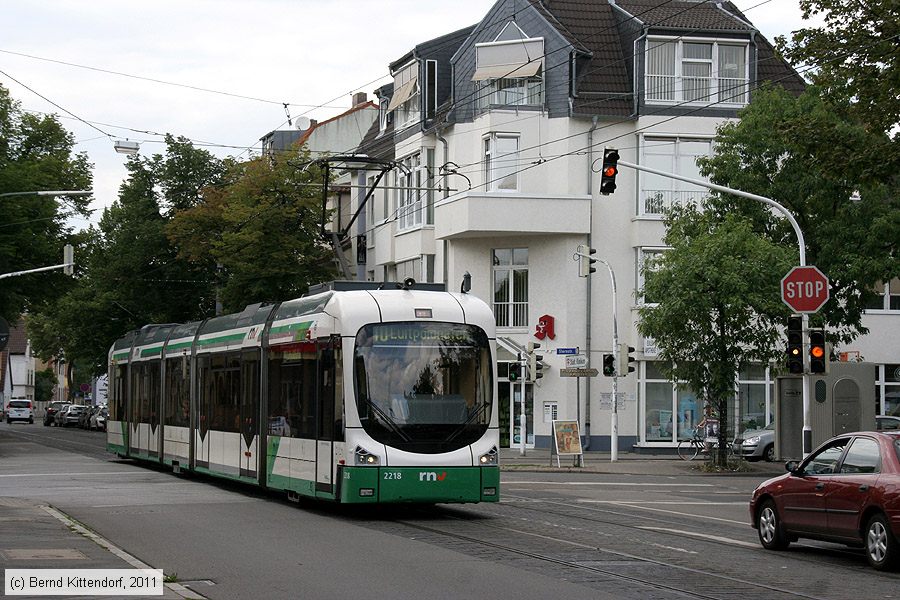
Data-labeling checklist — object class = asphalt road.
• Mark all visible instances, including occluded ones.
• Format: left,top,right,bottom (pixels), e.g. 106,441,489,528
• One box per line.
2,421,898,600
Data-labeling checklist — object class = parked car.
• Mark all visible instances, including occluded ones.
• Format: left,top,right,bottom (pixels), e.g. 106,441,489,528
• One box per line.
750,431,900,571
90,406,108,431
44,401,69,426
59,404,86,427
732,422,775,462
6,399,34,424
877,415,900,431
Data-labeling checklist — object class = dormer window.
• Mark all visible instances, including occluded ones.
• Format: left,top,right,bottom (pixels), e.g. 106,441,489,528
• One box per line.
472,24,544,111
388,61,420,126
645,37,748,106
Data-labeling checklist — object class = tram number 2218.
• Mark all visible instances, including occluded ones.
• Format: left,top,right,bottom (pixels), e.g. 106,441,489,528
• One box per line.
383,471,403,480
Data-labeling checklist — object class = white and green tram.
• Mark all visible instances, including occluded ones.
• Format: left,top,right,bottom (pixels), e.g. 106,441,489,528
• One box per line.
107,283,500,503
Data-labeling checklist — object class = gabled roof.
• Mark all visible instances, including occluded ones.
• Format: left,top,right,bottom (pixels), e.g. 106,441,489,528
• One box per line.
525,0,633,116
613,0,754,31
296,101,378,147
7,320,27,354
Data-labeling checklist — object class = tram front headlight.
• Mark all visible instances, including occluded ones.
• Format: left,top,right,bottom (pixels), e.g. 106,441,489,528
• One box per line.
354,446,380,466
479,446,498,466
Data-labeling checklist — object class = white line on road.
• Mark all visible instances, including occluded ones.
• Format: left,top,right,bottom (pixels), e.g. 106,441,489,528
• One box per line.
578,500,748,525
585,501,747,505
505,481,714,487
637,525,759,548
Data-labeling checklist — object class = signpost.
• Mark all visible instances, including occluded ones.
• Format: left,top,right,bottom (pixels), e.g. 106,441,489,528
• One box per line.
781,266,830,313
560,367,599,377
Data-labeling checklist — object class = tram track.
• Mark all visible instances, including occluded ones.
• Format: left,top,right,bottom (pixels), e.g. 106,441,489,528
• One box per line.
389,514,831,600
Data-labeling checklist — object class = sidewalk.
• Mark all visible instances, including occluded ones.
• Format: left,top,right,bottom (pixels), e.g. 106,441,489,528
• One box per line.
499,447,786,477
0,497,198,599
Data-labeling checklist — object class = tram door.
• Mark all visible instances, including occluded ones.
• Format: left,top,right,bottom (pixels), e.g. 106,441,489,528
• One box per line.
239,350,259,479
315,337,340,496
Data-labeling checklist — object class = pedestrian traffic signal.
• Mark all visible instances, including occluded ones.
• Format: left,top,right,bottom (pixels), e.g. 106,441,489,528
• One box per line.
809,328,827,374
786,315,803,374
577,244,597,277
618,344,636,376
508,361,521,381
599,148,620,195
602,353,616,377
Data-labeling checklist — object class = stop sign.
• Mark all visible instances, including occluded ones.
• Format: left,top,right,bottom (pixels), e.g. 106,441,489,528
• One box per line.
781,266,829,313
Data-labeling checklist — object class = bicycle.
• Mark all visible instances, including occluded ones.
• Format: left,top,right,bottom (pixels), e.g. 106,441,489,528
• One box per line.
677,430,741,461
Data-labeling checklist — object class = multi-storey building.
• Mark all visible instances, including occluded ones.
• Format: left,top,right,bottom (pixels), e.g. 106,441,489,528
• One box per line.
344,0,898,450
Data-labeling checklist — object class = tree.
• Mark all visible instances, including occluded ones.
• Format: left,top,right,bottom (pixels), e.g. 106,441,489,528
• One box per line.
638,205,793,466
34,368,56,404
167,149,336,313
0,84,93,322
777,0,900,137
28,137,226,374
697,86,899,346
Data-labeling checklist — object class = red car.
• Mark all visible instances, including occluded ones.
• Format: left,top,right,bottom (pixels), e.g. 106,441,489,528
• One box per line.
750,431,900,570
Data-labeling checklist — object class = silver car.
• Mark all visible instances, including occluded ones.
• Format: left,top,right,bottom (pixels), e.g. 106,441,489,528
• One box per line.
732,422,775,461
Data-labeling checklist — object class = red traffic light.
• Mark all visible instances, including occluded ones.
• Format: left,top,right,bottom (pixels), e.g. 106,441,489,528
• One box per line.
603,166,617,178
810,346,825,359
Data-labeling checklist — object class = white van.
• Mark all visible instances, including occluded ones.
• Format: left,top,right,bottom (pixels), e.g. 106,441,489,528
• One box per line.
6,399,34,424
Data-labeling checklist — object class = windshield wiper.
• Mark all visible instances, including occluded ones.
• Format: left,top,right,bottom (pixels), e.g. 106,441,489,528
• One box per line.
447,401,488,442
361,372,410,442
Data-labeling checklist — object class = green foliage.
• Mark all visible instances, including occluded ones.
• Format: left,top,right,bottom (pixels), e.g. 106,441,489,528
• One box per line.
0,84,93,322
34,368,57,404
638,205,793,465
167,149,336,313
697,86,899,344
776,0,900,137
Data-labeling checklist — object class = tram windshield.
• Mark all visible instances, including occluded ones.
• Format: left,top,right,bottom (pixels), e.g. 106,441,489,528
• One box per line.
354,322,492,453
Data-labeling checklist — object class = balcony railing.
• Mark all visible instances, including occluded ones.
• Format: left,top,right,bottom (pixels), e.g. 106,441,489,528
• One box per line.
645,75,748,104
641,189,709,215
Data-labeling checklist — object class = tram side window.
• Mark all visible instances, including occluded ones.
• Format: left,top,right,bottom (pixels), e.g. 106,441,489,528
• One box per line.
334,345,344,442
268,348,316,439
165,356,190,428
209,353,241,433
147,360,160,427
112,364,127,421
130,363,143,425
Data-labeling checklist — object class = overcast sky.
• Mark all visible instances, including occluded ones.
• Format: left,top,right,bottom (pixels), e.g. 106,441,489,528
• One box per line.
0,0,820,230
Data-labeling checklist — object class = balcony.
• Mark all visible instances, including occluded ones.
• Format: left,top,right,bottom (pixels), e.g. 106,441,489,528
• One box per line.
640,189,709,217
434,192,591,240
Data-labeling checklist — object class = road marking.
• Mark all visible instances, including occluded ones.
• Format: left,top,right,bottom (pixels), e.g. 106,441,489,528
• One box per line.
585,501,746,505
506,481,714,487
578,500,747,525
637,525,759,548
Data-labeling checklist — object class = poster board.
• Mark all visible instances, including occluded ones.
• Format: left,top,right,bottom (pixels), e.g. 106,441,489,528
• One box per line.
551,420,583,466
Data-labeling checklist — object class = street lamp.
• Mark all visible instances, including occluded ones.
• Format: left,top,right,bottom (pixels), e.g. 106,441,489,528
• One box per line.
0,190,92,198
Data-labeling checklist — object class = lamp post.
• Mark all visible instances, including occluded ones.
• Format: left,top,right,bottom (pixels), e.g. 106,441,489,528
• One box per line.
0,190,91,280
0,190,92,198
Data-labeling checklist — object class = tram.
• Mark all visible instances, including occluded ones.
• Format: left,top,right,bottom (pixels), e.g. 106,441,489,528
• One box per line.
107,282,499,504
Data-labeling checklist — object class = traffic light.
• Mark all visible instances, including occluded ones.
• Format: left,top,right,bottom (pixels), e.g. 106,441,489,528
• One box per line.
526,342,543,382
618,344,636,376
786,315,803,374
602,353,616,377
577,244,597,277
599,148,620,195
508,361,521,381
809,328,828,374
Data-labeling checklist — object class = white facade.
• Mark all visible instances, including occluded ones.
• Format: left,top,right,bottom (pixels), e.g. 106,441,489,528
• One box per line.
351,1,900,449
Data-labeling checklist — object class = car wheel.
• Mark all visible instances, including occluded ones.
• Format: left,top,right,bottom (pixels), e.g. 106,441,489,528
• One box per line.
866,513,900,571
764,444,775,462
757,499,790,550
